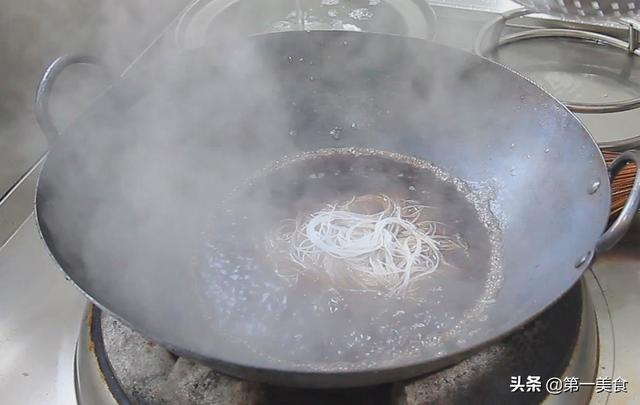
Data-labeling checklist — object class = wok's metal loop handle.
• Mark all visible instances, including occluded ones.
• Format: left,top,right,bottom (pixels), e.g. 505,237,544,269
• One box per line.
597,150,640,253
35,55,108,144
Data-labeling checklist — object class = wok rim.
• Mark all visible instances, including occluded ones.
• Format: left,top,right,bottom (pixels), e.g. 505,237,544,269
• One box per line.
32,30,611,387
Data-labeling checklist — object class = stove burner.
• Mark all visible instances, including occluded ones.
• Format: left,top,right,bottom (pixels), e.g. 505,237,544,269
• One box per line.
75,282,593,404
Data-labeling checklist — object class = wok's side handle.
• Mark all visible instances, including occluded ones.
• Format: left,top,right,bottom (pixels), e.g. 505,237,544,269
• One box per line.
596,150,640,253
35,55,108,143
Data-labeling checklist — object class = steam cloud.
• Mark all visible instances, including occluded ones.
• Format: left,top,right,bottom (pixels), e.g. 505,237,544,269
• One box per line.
34,0,527,378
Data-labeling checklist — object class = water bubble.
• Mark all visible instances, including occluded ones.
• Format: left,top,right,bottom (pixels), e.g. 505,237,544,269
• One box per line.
329,126,343,140
348,8,373,21
351,122,358,129
298,57,305,62
408,185,416,191
544,148,550,153
342,40,349,46
272,21,293,31
575,252,591,268
287,56,293,63
526,154,531,159
510,143,516,148
309,76,314,81
510,168,517,176
288,130,297,137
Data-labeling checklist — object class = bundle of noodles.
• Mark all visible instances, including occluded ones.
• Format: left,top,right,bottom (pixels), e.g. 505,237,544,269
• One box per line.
266,194,467,297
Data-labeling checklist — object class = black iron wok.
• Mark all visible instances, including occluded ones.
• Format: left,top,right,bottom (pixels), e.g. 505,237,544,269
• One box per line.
34,31,640,387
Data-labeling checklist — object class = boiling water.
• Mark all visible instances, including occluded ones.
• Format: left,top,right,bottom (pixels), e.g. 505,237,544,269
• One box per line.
200,148,503,369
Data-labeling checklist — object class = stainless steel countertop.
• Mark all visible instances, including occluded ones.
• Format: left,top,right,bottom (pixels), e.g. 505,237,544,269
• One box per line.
0,215,84,404
591,232,640,404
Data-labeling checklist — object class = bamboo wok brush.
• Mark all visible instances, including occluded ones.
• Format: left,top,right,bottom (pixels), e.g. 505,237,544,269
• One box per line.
603,150,637,217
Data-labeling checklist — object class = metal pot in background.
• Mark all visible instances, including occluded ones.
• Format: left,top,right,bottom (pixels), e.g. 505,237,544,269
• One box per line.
173,0,437,49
